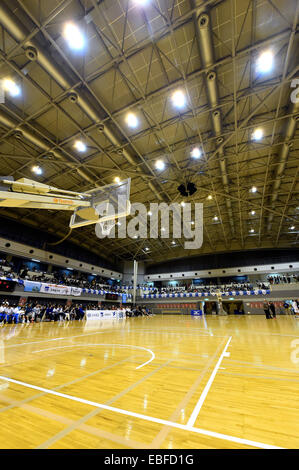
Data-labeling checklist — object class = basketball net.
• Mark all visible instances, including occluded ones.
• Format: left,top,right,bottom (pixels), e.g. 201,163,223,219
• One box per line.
99,219,116,236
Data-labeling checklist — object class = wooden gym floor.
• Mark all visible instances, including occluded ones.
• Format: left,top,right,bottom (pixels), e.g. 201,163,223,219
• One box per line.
0,314,298,449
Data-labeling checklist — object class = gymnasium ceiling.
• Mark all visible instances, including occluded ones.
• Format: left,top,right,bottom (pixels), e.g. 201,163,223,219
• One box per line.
0,0,298,265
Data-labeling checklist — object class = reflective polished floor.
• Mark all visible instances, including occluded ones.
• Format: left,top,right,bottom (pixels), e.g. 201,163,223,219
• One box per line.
0,314,298,449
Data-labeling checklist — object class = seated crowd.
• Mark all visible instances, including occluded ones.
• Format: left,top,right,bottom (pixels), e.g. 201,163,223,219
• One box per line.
1,258,298,297
145,280,270,295
267,274,299,284
0,300,153,324
0,262,128,293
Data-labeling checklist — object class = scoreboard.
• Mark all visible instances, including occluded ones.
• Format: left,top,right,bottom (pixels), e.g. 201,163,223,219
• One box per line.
0,279,16,292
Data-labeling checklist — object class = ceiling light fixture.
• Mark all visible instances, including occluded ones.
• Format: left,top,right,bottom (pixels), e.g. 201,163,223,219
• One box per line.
126,112,138,128
172,89,186,108
114,176,121,184
3,79,21,97
250,186,257,193
32,165,42,175
252,128,263,141
134,0,149,5
74,140,86,152
155,159,165,170
63,22,85,50
190,147,201,159
256,50,273,74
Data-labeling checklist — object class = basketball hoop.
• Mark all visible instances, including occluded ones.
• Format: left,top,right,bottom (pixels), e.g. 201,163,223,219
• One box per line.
69,178,131,229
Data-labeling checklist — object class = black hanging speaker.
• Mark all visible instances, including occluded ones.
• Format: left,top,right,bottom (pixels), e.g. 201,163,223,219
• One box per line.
177,182,197,197
187,182,197,196
177,184,188,197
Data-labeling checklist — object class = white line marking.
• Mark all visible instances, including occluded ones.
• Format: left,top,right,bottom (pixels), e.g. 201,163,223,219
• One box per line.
32,343,155,370
0,374,283,449
3,331,106,349
187,336,232,427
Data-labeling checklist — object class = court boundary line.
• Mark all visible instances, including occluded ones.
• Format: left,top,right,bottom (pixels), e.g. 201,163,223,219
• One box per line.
0,374,283,449
187,336,232,427
32,343,155,370
2,331,107,349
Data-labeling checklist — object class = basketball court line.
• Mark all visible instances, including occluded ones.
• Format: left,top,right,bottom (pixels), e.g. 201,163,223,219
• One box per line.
127,328,221,337
0,374,283,449
32,343,155,370
0,354,137,414
225,359,299,373
219,371,299,382
36,358,174,449
2,330,107,349
187,336,232,427
148,337,228,448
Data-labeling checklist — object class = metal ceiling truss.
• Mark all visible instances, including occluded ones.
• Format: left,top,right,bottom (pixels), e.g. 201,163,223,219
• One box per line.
0,0,298,263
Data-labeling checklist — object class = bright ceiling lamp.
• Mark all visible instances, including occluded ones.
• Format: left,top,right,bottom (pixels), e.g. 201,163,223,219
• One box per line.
147,210,152,216
134,0,149,6
126,112,138,128
250,186,257,193
63,22,85,50
190,146,201,159
74,140,86,152
249,228,255,233
114,176,121,184
3,79,21,97
250,210,256,215
213,215,219,221
290,225,295,230
32,165,42,175
171,89,186,108
207,194,213,200
252,128,263,141
155,159,165,170
181,201,185,207
256,50,273,74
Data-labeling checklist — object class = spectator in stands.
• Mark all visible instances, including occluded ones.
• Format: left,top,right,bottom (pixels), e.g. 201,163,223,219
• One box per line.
263,300,271,319
25,303,33,323
33,304,41,322
269,302,276,319
78,305,85,320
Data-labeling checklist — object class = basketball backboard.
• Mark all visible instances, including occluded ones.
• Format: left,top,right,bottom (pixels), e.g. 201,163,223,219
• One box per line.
69,178,131,229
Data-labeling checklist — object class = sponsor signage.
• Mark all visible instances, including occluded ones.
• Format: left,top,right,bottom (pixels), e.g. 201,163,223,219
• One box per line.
70,286,82,296
24,280,41,292
85,309,126,321
40,283,71,295
156,303,197,309
191,310,202,316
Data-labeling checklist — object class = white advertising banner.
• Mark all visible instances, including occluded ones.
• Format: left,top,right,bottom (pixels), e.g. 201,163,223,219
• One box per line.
85,309,126,321
70,286,82,296
40,283,71,295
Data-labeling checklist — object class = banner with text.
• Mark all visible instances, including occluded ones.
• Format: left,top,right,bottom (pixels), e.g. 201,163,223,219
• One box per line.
40,283,71,296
